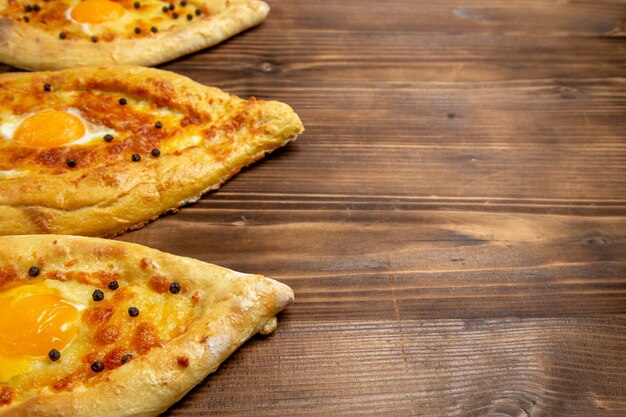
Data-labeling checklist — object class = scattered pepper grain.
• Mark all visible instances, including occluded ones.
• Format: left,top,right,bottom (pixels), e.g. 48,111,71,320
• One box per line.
48,349,61,362
92,289,105,302
91,361,105,373
169,282,181,294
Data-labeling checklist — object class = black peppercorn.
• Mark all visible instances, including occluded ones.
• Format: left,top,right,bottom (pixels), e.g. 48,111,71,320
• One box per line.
104,133,114,142
91,35,98,43
162,5,168,12
150,26,158,33
33,4,40,11
23,16,30,22
28,266,40,277
169,3,175,10
195,8,201,15
43,83,51,91
172,12,178,19
186,13,192,20
107,280,119,290
25,5,33,12
131,154,141,162
59,32,66,39
151,148,161,158
134,27,141,34
128,307,140,317
180,0,186,6
169,282,181,294
92,289,105,301
119,97,127,105
154,121,162,129
66,159,76,168
91,361,105,373
133,1,140,8
48,349,61,361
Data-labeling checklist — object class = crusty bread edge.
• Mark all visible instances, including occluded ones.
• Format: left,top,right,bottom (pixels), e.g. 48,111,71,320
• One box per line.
0,65,304,237
0,0,269,70
0,234,294,417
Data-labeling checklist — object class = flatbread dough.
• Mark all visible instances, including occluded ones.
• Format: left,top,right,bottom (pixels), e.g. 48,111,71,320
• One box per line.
0,65,304,237
0,0,269,70
0,234,294,417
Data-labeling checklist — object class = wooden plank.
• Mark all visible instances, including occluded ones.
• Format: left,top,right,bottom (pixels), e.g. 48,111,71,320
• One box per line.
120,206,626,321
166,33,626,83
263,0,625,35
2,0,626,416
163,318,626,417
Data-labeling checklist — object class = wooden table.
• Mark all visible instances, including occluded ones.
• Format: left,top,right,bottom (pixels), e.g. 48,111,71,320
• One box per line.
3,0,626,415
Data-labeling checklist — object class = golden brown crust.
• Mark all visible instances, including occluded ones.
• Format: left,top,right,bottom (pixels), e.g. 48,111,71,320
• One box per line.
0,0,269,70
0,65,304,237
0,234,294,417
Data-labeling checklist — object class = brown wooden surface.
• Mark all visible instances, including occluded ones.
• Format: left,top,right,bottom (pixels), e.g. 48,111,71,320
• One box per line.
3,0,626,415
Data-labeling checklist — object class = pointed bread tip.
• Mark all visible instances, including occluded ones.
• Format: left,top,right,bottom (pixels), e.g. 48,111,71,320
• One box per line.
266,277,295,311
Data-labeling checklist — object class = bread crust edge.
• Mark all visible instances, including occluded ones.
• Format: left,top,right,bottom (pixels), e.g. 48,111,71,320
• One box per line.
0,234,294,417
0,0,270,70
0,65,304,237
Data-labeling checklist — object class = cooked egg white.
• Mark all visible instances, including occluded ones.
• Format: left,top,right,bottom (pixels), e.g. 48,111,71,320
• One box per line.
0,108,116,148
0,170,29,179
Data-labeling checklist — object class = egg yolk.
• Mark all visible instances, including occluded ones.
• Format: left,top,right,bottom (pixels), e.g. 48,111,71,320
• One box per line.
0,290,79,358
71,0,126,24
13,110,86,148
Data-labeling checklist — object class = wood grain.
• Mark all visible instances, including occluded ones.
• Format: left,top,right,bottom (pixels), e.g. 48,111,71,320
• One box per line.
2,0,626,416
164,318,626,417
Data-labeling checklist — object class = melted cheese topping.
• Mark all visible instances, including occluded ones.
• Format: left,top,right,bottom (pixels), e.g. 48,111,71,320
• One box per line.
3,0,222,41
0,235,293,412
0,67,276,202
0,78,254,175
1,272,195,394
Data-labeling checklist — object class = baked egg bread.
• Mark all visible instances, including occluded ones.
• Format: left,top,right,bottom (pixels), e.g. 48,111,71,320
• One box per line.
0,234,293,417
0,65,303,237
0,0,269,70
